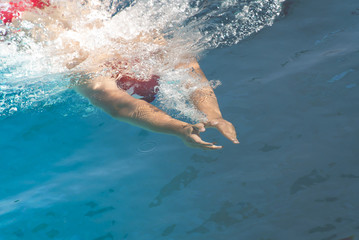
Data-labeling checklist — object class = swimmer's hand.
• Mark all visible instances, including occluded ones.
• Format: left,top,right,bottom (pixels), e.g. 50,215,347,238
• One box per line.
179,123,223,150
205,118,239,144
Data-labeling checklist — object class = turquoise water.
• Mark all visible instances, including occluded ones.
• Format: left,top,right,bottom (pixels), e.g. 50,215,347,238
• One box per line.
1,0,359,239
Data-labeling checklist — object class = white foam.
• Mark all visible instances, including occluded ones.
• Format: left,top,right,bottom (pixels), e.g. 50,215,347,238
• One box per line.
0,0,284,119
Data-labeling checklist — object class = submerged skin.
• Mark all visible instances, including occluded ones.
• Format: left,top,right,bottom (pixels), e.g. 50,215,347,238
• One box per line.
3,1,239,149
75,60,239,150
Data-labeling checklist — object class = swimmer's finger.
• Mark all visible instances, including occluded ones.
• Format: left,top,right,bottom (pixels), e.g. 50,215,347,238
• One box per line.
213,120,240,144
192,142,223,150
190,134,212,146
191,135,223,150
218,126,239,144
202,144,223,150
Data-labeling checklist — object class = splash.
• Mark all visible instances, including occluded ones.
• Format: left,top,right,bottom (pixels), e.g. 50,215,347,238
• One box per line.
0,0,284,120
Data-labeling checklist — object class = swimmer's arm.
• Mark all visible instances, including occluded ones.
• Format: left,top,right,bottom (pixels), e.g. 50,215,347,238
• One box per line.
177,60,239,144
74,77,222,150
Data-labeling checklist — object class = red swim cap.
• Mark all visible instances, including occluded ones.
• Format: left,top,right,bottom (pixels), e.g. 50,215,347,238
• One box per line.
0,0,50,24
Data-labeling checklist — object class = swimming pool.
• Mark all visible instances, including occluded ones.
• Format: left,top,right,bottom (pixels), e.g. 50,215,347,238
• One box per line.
1,0,359,239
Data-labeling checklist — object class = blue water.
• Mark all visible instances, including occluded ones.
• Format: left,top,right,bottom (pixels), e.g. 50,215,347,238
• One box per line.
1,0,359,239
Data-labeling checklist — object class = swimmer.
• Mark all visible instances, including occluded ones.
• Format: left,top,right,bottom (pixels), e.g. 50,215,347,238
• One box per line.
75,59,239,150
1,0,239,150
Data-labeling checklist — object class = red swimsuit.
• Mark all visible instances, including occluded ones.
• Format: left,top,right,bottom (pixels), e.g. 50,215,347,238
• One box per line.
1,0,159,103
108,61,159,103
116,74,159,103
